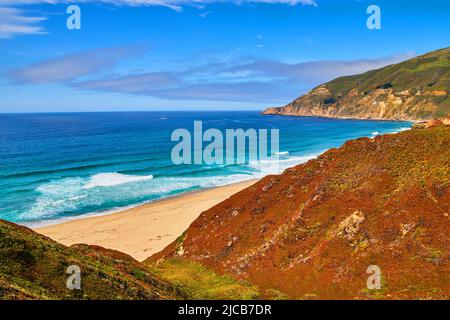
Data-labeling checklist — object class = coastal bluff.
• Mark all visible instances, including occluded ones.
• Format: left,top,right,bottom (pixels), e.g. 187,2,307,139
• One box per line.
262,47,449,121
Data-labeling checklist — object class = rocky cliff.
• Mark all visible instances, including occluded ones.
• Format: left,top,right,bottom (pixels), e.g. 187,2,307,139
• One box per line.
263,47,449,121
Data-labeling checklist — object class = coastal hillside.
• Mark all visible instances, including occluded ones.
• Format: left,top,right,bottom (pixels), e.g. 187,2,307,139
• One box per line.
0,219,259,300
263,47,449,121
149,124,450,299
0,220,184,299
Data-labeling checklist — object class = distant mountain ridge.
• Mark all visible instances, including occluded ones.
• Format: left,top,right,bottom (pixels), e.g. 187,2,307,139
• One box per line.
263,47,449,121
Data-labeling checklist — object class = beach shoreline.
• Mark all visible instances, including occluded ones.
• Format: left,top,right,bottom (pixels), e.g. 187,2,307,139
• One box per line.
30,126,413,262
34,179,258,261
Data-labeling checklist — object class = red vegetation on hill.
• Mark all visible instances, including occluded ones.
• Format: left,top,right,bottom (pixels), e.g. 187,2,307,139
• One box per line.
150,126,450,299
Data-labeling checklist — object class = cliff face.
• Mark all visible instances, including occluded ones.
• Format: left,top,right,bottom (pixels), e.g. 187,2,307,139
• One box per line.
263,47,450,121
150,125,450,299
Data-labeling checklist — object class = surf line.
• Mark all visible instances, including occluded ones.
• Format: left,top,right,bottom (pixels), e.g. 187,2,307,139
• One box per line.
171,120,280,166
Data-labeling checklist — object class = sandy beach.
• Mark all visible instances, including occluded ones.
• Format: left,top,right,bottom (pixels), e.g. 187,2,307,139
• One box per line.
35,180,257,261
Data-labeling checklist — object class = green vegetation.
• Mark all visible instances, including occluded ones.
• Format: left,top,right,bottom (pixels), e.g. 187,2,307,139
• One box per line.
0,220,182,300
0,219,259,300
364,276,390,300
150,259,259,300
325,47,450,96
266,46,449,120
265,288,289,300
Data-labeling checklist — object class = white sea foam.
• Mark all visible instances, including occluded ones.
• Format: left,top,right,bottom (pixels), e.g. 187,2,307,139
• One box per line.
83,172,153,189
20,153,316,223
273,151,289,155
388,126,412,134
24,174,255,228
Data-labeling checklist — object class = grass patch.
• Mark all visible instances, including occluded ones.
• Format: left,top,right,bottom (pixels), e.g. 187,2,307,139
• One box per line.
152,259,259,300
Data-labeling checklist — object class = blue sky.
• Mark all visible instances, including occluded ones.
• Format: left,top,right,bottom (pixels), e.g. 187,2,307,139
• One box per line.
0,0,449,112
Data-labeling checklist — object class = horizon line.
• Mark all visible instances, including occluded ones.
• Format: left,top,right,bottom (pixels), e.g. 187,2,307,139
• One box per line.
0,109,266,114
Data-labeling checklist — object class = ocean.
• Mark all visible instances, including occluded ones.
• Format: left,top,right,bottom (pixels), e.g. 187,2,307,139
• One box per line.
0,111,411,226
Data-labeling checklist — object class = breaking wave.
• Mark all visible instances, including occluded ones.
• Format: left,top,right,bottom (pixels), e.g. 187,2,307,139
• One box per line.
83,172,153,189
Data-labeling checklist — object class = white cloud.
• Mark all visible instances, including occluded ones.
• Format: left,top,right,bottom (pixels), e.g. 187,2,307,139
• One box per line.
6,45,415,103
0,0,317,37
223,53,416,85
7,45,148,83
199,11,211,18
76,52,416,102
1,1,318,12
0,7,47,38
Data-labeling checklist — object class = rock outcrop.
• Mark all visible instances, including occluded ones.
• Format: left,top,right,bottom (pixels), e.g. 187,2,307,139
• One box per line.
263,47,450,121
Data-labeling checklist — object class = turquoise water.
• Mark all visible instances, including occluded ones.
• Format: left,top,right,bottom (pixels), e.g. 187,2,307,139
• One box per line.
0,111,410,225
